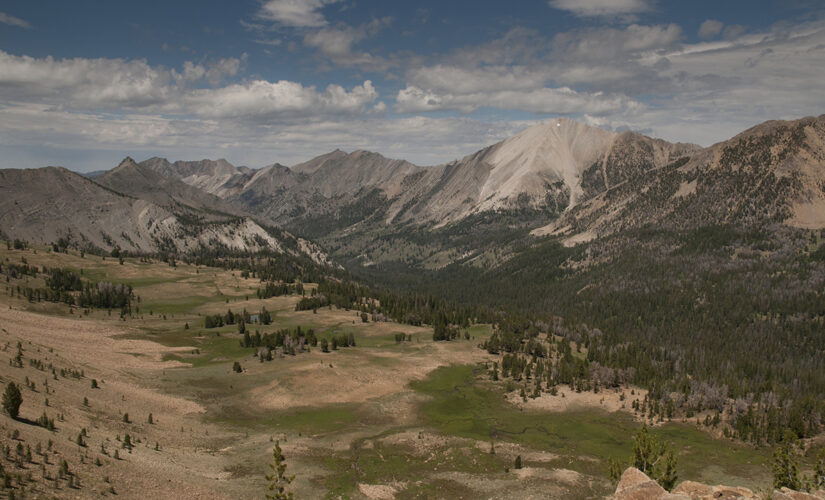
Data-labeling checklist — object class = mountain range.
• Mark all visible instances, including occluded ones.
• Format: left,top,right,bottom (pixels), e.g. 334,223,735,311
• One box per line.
2,114,824,270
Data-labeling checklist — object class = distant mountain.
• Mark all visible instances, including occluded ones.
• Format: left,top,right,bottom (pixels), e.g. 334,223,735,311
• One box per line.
81,170,108,179
139,157,254,198
97,157,243,217
189,119,697,233
22,114,823,269
535,114,825,245
0,163,332,265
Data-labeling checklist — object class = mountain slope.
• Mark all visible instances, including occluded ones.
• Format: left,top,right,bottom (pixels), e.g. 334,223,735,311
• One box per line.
98,157,243,217
229,119,698,231
535,114,825,244
140,157,254,197
0,165,329,262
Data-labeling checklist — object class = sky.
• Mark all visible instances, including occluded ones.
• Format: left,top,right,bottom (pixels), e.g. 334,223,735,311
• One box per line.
0,0,824,172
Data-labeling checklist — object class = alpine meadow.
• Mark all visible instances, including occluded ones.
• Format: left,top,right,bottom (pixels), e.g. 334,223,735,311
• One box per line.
1,1,825,499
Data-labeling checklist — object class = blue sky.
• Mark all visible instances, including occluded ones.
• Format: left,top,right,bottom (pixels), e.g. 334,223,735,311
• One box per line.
0,0,824,171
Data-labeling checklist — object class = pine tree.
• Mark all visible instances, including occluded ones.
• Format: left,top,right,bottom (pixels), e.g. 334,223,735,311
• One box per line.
773,432,800,490
813,449,825,490
122,434,133,451
628,424,678,490
265,441,294,500
2,382,22,418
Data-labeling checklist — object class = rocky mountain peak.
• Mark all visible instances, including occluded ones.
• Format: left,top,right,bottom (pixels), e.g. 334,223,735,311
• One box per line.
116,156,138,169
483,118,617,209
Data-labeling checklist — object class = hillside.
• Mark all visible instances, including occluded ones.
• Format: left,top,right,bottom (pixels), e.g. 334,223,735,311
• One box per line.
0,164,325,261
97,157,244,217
224,119,698,231
0,245,801,499
140,157,255,198
536,114,825,244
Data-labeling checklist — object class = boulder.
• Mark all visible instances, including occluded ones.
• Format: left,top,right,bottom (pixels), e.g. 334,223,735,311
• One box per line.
776,488,823,500
672,480,757,499
613,468,690,500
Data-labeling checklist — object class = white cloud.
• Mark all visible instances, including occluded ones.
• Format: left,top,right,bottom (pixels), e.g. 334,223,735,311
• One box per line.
407,65,549,94
578,21,825,146
395,84,638,115
722,24,747,40
304,25,366,57
548,0,653,18
301,17,392,68
395,24,677,114
0,51,174,109
0,100,537,170
257,0,340,28
186,79,377,119
0,50,377,125
0,11,29,28
2,15,825,173
698,19,724,39
551,23,682,64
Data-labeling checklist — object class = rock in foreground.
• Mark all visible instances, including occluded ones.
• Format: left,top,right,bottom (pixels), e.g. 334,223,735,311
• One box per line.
611,468,825,500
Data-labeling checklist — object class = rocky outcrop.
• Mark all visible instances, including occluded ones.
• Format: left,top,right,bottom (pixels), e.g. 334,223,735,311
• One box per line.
612,468,690,500
611,468,825,500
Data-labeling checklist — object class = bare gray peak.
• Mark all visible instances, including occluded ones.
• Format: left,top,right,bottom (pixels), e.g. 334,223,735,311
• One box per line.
536,113,825,242
0,164,325,260
291,149,351,174
139,156,174,174
117,156,138,169
97,157,248,219
136,157,252,197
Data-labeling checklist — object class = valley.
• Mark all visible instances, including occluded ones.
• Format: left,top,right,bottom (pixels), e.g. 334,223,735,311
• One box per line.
0,244,801,499
1,115,825,498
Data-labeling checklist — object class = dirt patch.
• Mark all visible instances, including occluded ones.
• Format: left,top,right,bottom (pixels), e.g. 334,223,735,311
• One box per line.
358,482,400,499
249,342,491,411
506,386,647,417
0,307,193,372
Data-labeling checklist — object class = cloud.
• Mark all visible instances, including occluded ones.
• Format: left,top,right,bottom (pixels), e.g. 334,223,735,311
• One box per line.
302,18,391,67
187,80,378,120
397,23,682,112
722,24,747,40
407,65,549,94
0,11,29,28
178,56,246,85
0,50,376,124
0,51,174,109
551,23,682,64
548,0,653,18
698,19,724,39
586,21,825,146
0,99,538,170
257,0,341,28
395,83,638,115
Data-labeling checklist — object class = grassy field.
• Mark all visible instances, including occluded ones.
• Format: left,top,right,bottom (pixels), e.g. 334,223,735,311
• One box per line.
0,244,794,498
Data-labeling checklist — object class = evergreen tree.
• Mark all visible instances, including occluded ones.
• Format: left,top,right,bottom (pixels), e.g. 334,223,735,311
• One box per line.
813,449,825,491
265,440,294,500
628,424,678,490
772,432,800,490
2,382,22,418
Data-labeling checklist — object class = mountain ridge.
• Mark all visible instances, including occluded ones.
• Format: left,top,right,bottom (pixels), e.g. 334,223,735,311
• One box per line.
22,114,824,269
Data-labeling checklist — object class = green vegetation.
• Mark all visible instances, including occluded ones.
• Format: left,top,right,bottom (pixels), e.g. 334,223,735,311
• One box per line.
2,382,22,418
609,424,677,490
412,364,772,487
